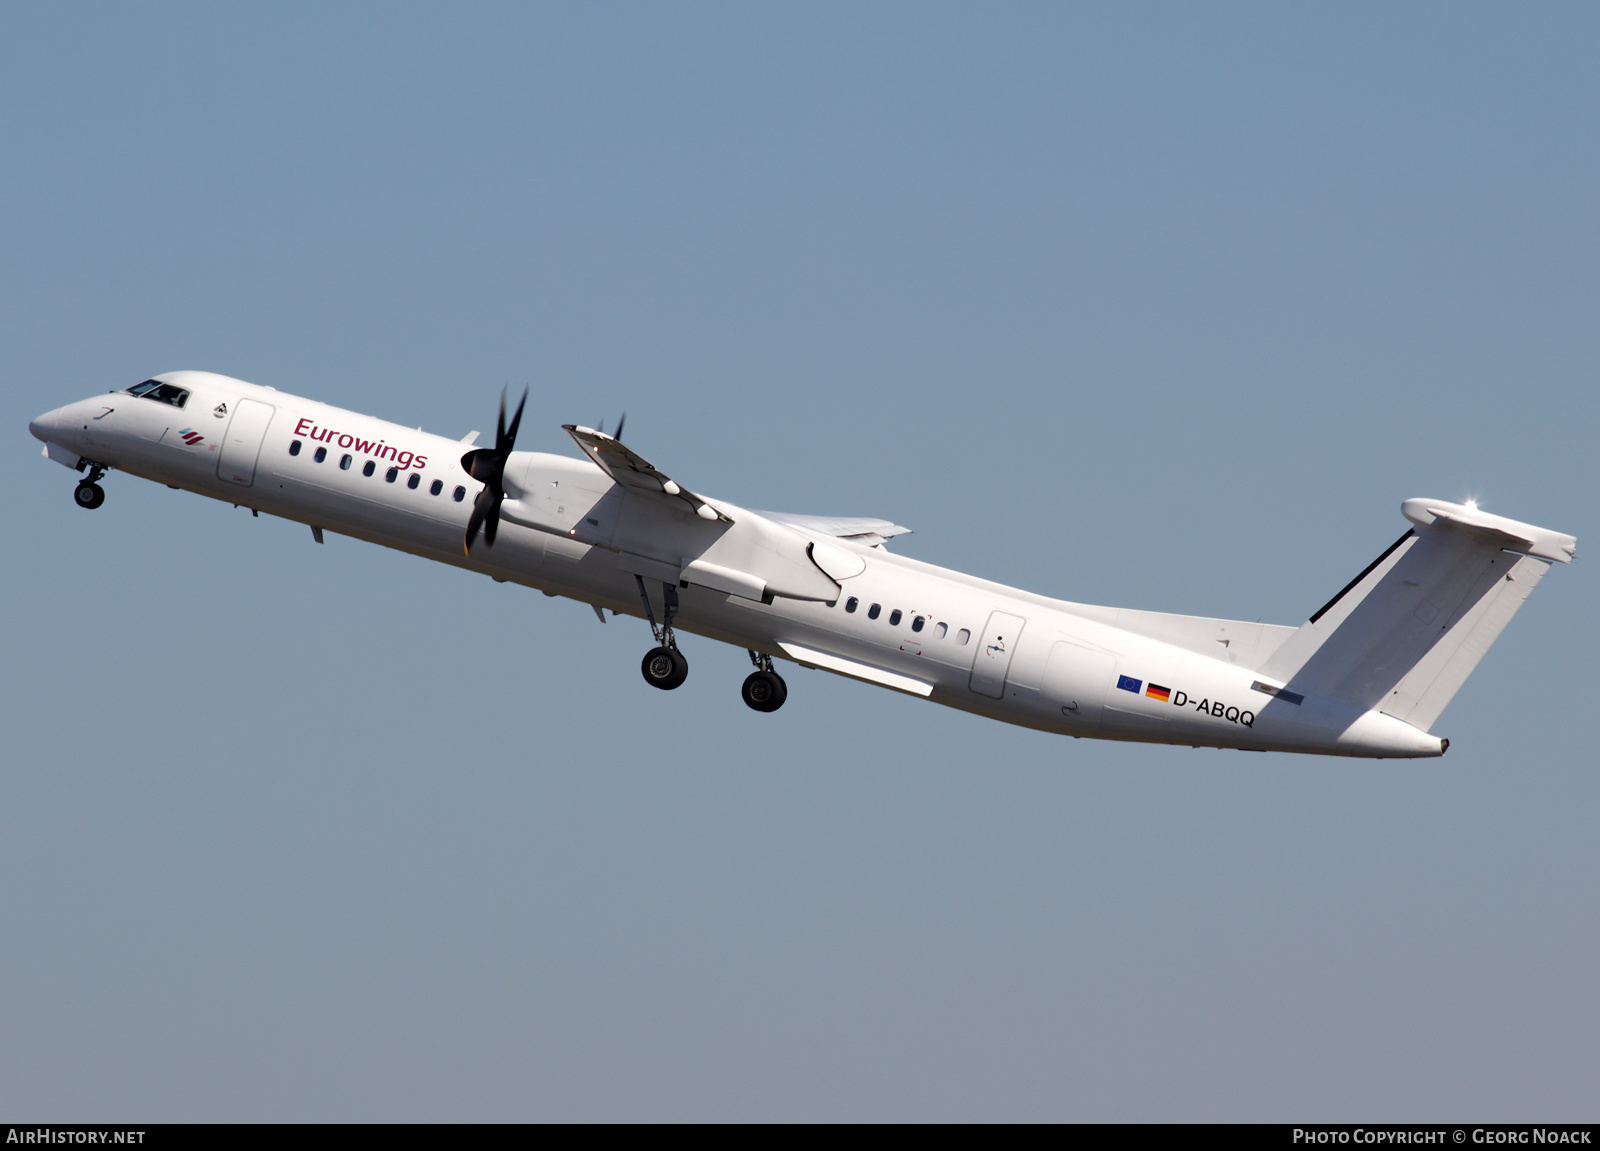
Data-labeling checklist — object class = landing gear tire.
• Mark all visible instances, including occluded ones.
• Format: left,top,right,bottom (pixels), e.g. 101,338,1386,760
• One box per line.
641,646,689,690
74,481,105,510
742,670,788,712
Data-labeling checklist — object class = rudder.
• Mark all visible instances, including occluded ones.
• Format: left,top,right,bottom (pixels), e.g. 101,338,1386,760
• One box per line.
1256,500,1574,731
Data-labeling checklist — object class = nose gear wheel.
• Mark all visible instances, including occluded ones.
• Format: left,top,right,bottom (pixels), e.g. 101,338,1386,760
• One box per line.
73,463,108,509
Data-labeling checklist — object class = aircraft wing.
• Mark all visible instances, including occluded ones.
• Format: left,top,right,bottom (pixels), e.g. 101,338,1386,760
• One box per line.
563,425,731,523
755,511,911,548
498,426,860,603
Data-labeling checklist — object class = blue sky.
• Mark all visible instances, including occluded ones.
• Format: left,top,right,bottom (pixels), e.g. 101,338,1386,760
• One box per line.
2,2,1596,1120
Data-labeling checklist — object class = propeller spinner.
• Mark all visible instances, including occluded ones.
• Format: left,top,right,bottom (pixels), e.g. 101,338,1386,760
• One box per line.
461,387,527,555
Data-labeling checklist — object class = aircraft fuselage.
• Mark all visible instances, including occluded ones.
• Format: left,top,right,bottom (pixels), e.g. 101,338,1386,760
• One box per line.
29,371,1497,758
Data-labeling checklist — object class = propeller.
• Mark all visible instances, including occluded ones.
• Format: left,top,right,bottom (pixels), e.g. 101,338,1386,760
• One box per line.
461,387,527,555
598,412,627,441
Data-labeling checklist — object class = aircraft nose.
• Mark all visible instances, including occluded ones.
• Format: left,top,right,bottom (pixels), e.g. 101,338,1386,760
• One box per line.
29,407,67,443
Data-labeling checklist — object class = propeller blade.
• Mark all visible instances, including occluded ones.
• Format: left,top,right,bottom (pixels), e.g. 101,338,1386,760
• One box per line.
483,491,502,547
614,410,626,442
504,388,526,451
462,388,528,554
464,491,488,555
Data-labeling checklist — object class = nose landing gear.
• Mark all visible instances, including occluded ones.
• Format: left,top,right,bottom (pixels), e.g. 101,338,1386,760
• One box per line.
636,575,689,690
742,650,788,713
73,464,108,510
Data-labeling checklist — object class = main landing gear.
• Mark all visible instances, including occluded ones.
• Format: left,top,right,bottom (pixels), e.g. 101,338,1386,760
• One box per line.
636,576,689,690
641,645,689,691
73,464,108,510
742,650,788,713
632,576,788,711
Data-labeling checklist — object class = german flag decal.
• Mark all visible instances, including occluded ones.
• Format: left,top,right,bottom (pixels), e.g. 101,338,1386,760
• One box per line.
1146,683,1172,703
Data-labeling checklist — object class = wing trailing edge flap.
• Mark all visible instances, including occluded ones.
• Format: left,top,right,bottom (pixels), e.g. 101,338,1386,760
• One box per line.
778,642,935,697
495,433,840,603
756,511,912,549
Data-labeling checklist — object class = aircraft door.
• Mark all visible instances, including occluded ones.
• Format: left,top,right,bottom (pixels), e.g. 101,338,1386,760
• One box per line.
969,610,1026,698
1042,641,1116,724
217,398,276,487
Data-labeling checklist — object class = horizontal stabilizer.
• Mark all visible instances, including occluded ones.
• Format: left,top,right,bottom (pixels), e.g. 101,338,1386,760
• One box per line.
1402,498,1575,564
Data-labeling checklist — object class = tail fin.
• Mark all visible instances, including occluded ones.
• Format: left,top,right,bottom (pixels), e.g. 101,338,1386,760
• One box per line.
1256,499,1575,731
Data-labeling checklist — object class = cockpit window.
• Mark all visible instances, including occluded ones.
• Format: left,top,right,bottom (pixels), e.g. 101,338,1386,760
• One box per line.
125,380,189,408
148,383,189,408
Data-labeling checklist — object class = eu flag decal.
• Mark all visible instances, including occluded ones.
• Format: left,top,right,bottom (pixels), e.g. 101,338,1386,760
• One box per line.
1117,675,1142,694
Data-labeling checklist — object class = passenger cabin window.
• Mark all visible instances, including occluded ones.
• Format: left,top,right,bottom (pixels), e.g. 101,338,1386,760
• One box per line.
934,622,948,640
867,603,881,620
845,597,859,613
340,454,352,470
362,460,376,477
385,467,398,483
889,609,902,626
911,616,925,632
289,440,302,456
957,628,971,645
430,479,443,496
314,446,327,463
125,380,189,408
407,473,420,489
453,486,467,502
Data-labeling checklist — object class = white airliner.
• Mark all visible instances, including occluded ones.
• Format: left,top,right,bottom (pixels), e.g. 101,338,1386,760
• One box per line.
30,371,1576,757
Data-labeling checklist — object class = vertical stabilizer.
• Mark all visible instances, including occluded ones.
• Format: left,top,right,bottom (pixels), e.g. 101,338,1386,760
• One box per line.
1256,500,1573,731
